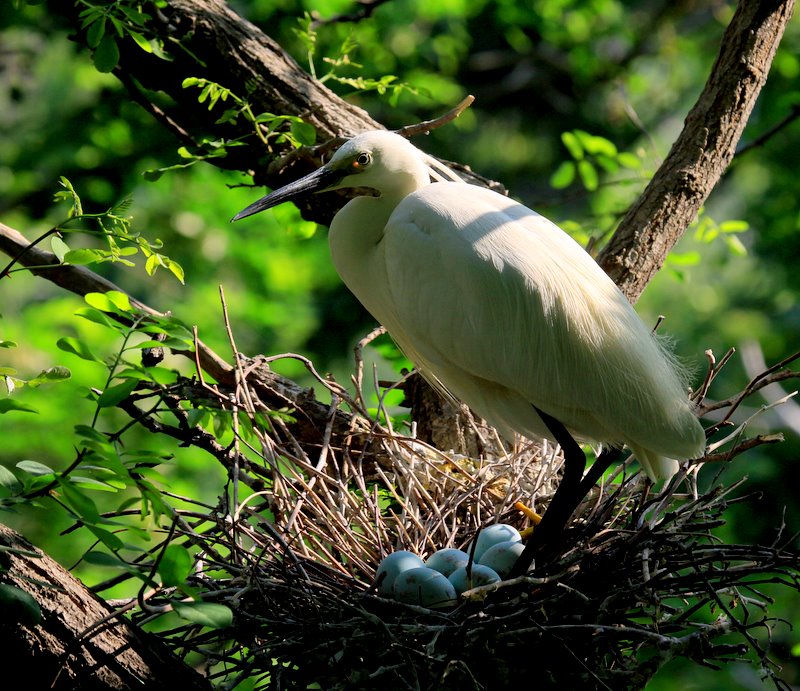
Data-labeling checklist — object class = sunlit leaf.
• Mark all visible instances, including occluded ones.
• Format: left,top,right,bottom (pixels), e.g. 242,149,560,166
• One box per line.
63,248,108,265
719,219,749,233
724,234,748,256
617,152,641,169
97,378,139,408
668,251,702,266
561,131,583,160
57,337,100,362
0,397,37,414
74,307,115,328
27,366,71,388
51,236,71,261
550,161,575,189
128,30,153,54
85,290,133,314
577,160,598,190
17,460,54,476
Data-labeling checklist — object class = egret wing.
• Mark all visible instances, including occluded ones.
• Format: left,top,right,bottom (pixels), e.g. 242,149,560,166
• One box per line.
379,182,699,459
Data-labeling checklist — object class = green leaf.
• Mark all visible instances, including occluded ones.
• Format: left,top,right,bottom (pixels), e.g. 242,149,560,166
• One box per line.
0,465,21,491
724,234,748,256
0,584,42,626
290,120,316,146
51,236,71,262
577,159,598,190
74,424,110,444
172,601,233,629
85,290,132,315
0,399,38,414
60,481,100,522
594,154,618,174
27,366,71,388
164,257,185,284
0,341,17,349
57,337,100,363
668,251,702,266
158,544,193,587
550,161,576,189
145,253,161,275
74,307,115,328
574,131,617,157
83,551,126,567
93,34,120,73
86,525,125,552
719,219,749,233
86,16,106,48
616,152,641,169
63,248,108,266
561,131,583,160
17,460,54,476
128,30,153,54
97,379,139,408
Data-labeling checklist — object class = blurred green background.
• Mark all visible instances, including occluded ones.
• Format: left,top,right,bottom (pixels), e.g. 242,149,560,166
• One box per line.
1,0,798,687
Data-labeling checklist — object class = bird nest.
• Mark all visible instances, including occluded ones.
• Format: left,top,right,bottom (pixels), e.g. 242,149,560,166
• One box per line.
109,343,799,691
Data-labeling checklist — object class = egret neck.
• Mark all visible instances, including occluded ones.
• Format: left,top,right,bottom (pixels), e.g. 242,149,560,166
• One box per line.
329,155,430,320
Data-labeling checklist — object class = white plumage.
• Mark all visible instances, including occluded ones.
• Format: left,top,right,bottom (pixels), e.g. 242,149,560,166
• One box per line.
234,130,706,481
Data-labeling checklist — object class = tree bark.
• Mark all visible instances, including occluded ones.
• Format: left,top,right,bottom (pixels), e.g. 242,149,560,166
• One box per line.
0,524,211,690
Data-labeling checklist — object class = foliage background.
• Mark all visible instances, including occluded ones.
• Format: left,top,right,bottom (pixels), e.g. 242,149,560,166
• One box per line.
1,0,798,687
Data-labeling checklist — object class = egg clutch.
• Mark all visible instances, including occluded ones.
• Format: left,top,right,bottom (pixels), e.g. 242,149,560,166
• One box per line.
375,524,524,609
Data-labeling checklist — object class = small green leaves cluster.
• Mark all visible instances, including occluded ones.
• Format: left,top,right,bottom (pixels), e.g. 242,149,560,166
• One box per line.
551,130,642,191
0,290,232,625
78,0,170,73
692,207,749,256
183,77,316,148
294,14,418,105
667,207,750,273
8,177,185,283
144,78,317,181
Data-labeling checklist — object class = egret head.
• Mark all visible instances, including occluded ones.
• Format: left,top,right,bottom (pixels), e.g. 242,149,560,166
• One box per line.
232,130,428,222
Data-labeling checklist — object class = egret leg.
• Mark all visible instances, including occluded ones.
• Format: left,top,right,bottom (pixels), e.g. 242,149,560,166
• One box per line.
509,409,620,577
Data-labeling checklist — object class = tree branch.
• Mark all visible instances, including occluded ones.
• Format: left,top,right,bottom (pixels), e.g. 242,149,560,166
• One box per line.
0,524,211,690
597,0,795,302
55,0,794,297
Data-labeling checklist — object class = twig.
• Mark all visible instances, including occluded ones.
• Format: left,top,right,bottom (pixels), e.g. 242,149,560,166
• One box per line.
395,95,476,139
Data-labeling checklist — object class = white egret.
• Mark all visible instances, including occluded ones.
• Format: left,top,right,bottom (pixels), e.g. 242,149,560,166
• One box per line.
233,130,705,486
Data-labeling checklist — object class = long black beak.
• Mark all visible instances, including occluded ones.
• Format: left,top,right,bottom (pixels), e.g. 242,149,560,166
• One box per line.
231,165,343,222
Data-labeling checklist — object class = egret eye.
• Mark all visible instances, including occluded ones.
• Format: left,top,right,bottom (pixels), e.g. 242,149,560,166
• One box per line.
353,152,371,169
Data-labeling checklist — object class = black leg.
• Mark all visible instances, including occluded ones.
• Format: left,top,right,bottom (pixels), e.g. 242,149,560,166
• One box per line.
509,409,623,577
509,407,587,577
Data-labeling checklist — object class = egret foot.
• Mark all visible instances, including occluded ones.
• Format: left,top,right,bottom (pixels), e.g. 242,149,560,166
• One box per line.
514,500,543,536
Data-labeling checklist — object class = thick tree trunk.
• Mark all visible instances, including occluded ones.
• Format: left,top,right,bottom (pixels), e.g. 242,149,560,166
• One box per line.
0,524,210,690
